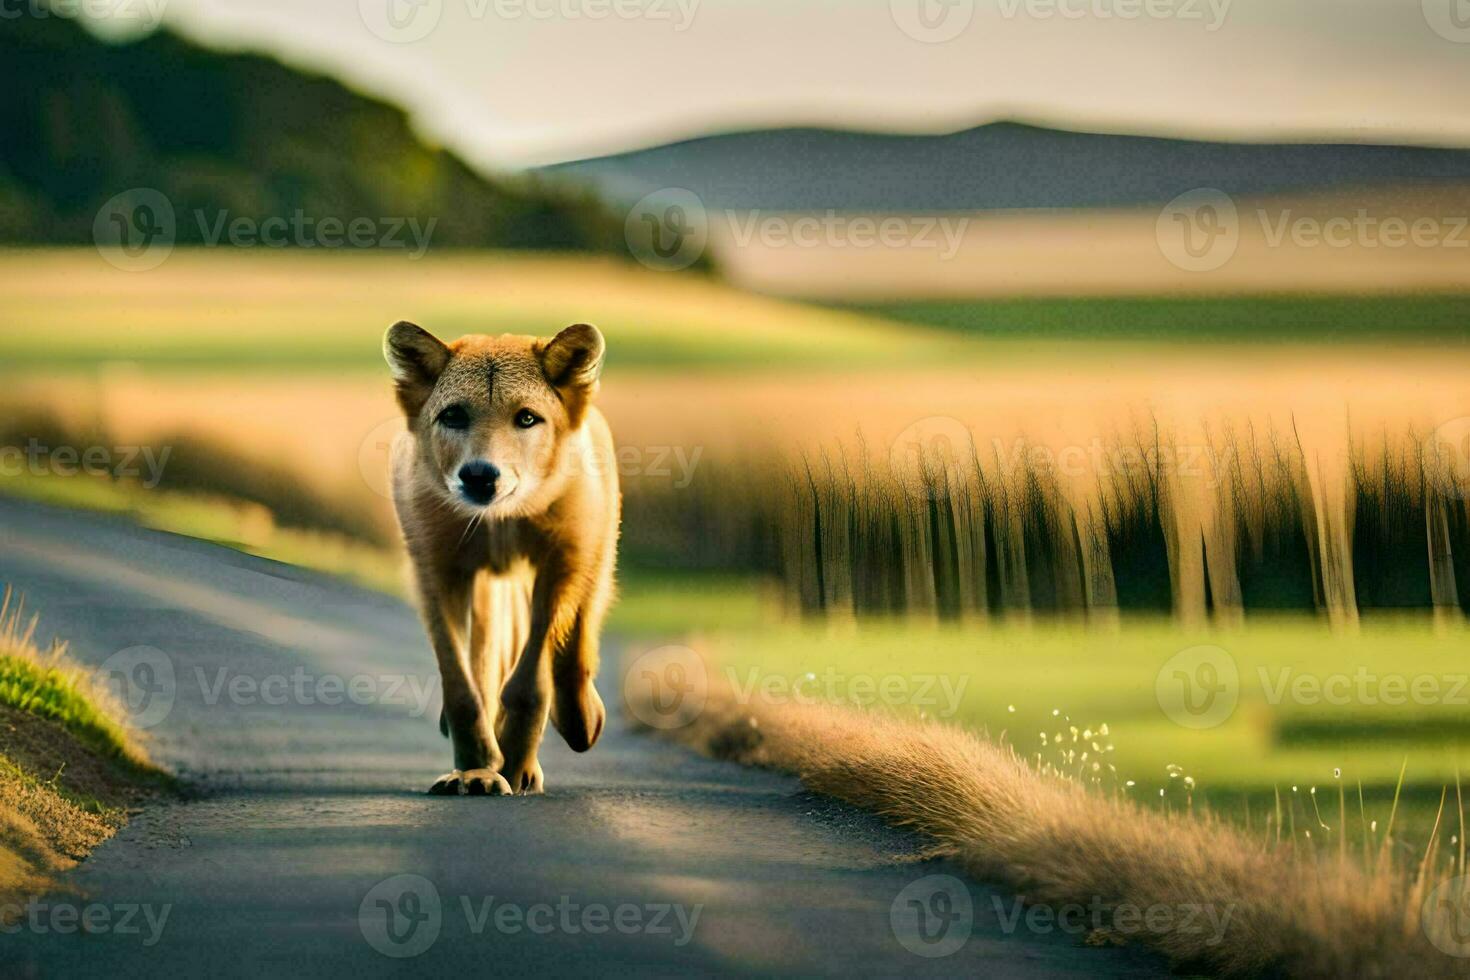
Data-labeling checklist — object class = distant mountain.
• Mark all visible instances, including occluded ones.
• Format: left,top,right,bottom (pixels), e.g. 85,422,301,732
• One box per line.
0,15,623,252
543,122,1470,211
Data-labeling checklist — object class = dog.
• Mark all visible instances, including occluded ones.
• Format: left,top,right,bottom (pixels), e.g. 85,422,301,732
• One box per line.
383,321,619,795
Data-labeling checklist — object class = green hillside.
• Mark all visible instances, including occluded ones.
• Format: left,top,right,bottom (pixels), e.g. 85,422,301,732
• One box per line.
0,13,621,252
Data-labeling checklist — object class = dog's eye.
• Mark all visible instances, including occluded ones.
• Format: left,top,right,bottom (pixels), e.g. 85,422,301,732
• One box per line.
436,405,470,430
514,409,541,429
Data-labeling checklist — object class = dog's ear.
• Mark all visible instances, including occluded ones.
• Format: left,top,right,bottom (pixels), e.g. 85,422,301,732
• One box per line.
383,321,451,418
538,323,605,394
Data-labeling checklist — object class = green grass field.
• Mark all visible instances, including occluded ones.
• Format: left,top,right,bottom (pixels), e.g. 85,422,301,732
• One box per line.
8,252,1469,377
0,249,978,373
844,293,1470,343
622,573,1470,849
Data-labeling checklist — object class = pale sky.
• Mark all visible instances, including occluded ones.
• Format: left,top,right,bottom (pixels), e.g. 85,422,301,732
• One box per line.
89,0,1470,170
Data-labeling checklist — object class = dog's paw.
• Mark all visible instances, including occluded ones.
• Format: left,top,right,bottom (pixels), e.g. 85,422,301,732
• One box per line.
499,759,545,795
461,768,513,796
428,770,463,795
427,769,512,796
552,682,606,753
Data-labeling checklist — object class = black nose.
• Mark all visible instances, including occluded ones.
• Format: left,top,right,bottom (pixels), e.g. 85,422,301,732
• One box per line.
457,461,500,504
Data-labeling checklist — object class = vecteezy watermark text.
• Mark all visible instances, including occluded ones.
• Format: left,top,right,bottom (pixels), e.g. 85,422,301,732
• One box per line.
0,0,167,27
96,646,442,731
726,666,969,718
992,894,1236,946
1157,643,1470,730
357,0,699,44
624,189,971,271
194,210,436,258
358,875,701,958
1158,187,1470,272
93,188,438,271
0,900,171,947
0,439,171,489
724,211,969,260
622,646,970,731
196,666,438,717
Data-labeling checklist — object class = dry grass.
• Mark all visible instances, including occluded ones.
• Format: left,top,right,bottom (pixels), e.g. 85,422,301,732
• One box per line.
630,654,1470,978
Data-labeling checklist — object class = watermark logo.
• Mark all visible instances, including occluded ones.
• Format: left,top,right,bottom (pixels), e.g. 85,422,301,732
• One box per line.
890,0,974,43
1424,417,1470,499
358,417,407,500
94,646,176,730
1156,644,1238,729
623,645,707,730
94,188,176,272
890,874,973,957
96,189,436,268
195,666,438,717
360,874,443,958
625,188,708,271
1424,875,1470,957
1423,0,1470,43
1161,188,1470,272
357,875,701,955
359,0,443,42
1156,188,1238,272
889,416,974,501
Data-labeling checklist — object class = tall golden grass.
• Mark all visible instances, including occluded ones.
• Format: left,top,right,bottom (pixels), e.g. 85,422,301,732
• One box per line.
3,337,1467,620
750,423,1469,623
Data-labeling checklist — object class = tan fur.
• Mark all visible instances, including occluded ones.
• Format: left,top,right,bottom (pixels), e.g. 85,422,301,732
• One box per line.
384,321,619,795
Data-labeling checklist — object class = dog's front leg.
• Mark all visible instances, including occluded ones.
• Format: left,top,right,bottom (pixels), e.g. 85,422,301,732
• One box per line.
423,572,509,796
495,558,578,794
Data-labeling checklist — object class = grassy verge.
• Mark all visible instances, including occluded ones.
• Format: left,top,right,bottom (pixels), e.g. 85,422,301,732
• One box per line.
628,654,1469,978
0,590,171,915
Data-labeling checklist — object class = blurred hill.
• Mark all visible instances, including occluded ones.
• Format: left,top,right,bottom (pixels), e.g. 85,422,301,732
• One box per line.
0,15,623,252
545,122,1470,210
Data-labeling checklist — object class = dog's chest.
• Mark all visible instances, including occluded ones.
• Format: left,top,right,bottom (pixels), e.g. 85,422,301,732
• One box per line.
452,517,538,576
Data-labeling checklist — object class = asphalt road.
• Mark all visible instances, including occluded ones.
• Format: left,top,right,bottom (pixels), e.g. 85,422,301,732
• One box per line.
0,497,1166,978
